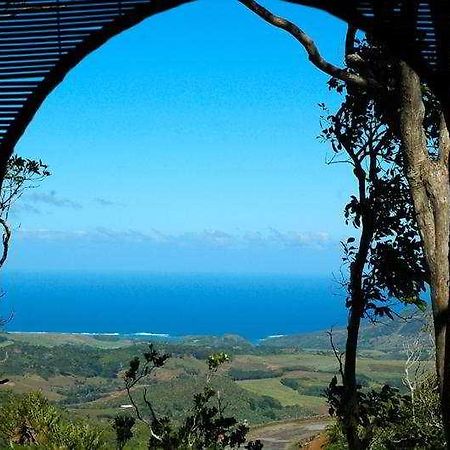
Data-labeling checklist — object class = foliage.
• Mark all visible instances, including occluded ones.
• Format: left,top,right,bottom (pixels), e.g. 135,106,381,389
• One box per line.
0,391,106,449
123,344,262,449
280,377,326,396
0,342,122,379
320,39,428,318
280,377,300,391
326,381,406,448
0,155,50,269
320,35,429,450
259,312,429,357
0,155,50,385
0,155,50,215
59,381,121,405
113,415,136,450
325,421,347,450
229,368,282,380
0,337,311,425
325,374,445,449
372,375,444,449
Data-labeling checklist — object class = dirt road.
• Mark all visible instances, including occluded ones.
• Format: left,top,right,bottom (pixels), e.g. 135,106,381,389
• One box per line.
248,417,330,450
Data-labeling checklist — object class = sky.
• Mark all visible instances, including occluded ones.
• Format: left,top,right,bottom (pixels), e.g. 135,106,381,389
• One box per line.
6,0,355,274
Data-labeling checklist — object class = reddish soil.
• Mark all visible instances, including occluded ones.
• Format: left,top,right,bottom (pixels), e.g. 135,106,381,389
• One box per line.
301,434,328,449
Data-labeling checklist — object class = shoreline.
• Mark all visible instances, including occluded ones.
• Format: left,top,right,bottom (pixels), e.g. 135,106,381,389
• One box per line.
0,329,307,346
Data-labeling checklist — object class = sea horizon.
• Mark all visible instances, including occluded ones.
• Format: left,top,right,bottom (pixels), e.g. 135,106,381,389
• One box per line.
1,271,348,341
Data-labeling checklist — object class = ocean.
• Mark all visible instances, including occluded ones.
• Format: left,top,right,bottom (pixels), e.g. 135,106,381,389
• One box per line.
0,272,347,341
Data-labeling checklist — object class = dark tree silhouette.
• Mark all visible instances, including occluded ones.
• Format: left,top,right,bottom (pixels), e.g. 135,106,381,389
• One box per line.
320,34,428,449
0,155,50,385
240,1,450,445
113,415,136,450
0,155,50,269
122,344,262,450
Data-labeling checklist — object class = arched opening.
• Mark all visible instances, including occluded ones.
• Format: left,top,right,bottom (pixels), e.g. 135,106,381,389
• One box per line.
2,1,351,337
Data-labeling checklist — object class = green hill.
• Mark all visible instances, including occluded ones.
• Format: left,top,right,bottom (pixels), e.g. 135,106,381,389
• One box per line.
260,310,431,358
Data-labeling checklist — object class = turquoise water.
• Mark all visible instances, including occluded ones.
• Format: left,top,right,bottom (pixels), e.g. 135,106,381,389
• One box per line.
1,272,347,340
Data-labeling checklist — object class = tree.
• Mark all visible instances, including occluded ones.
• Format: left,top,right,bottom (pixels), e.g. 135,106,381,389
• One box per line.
0,155,50,385
122,344,262,449
326,376,445,449
113,415,136,450
319,35,427,449
396,64,450,442
325,315,437,448
238,0,450,446
0,155,50,269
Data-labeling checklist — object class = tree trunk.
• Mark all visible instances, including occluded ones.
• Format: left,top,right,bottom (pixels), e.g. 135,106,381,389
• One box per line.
438,90,450,449
343,296,364,450
342,168,375,450
0,145,12,191
399,61,450,448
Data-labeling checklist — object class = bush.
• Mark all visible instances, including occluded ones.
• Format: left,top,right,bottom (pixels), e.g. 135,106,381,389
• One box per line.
228,368,282,380
121,345,263,449
372,375,445,449
249,395,283,411
280,378,300,390
280,377,324,396
325,375,445,449
0,391,106,449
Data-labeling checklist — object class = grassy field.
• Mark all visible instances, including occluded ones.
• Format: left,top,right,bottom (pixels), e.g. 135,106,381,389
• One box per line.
4,374,66,401
0,331,420,423
0,332,133,349
238,378,307,406
238,377,327,411
232,353,406,414
233,352,405,375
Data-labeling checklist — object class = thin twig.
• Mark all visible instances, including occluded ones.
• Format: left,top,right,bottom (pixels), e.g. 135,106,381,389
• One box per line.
0,218,10,268
327,329,345,381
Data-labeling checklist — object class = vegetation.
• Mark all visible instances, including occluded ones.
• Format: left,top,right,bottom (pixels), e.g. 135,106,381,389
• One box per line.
261,311,428,357
120,346,263,449
0,155,50,275
0,391,106,449
0,4,447,450
326,375,445,449
0,155,50,385
235,0,450,447
318,34,428,449
113,415,135,450
0,324,428,448
229,368,283,381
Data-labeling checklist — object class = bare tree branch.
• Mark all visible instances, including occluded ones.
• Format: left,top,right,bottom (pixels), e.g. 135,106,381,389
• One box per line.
0,218,11,269
327,329,345,381
0,349,8,385
345,25,357,60
237,0,381,90
125,383,148,425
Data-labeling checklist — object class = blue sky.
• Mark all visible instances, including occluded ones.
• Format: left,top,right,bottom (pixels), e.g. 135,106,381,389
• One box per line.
7,0,354,274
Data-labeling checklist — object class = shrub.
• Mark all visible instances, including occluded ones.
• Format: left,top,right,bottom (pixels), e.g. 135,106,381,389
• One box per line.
280,378,300,391
0,391,106,449
229,368,282,380
325,375,445,449
372,375,445,449
121,345,263,449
